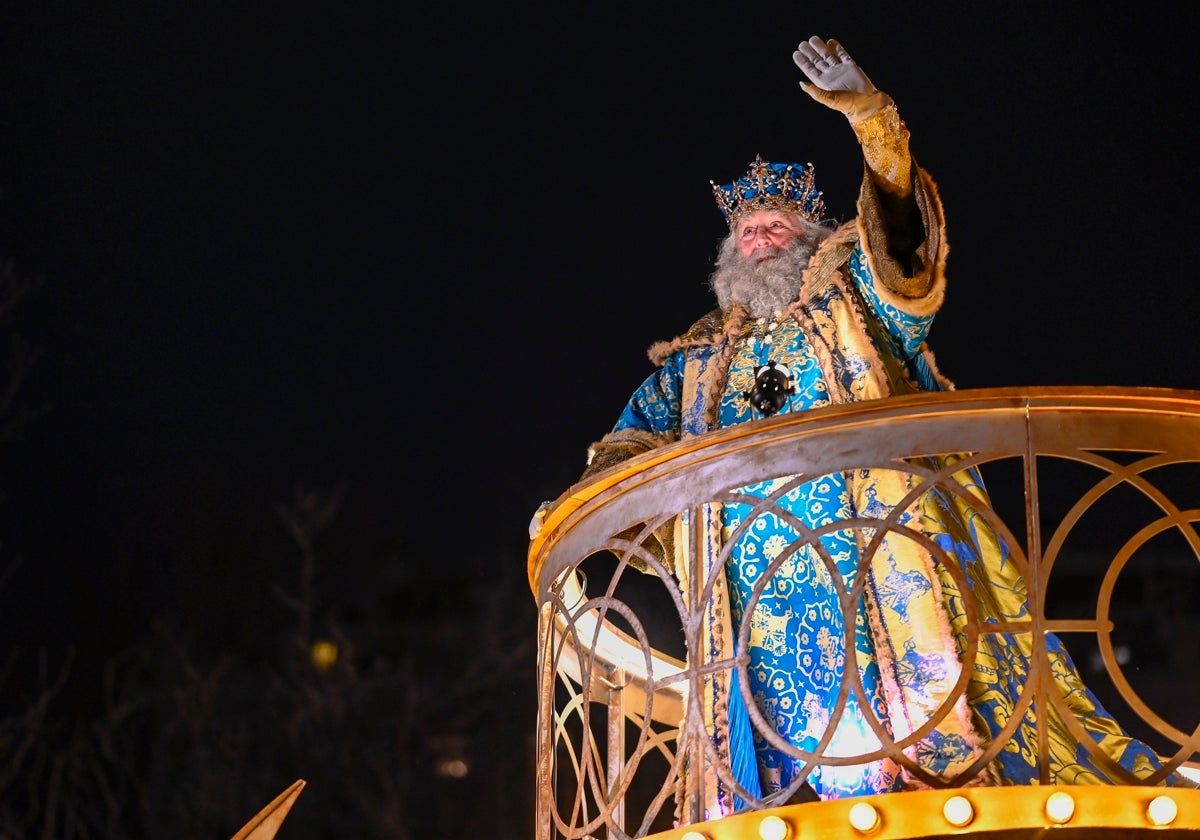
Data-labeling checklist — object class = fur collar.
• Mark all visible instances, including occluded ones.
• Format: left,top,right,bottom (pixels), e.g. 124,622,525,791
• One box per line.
647,221,860,367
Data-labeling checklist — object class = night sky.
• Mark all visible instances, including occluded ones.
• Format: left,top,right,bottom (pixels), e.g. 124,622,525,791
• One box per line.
2,0,1199,751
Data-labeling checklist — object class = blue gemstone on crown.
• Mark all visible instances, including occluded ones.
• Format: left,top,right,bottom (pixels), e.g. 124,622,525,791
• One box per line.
712,155,825,228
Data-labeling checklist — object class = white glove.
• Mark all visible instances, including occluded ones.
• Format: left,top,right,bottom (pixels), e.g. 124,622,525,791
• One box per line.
792,36,891,123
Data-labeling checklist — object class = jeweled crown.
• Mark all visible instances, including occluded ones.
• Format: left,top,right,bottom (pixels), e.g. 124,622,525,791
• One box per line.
711,155,825,228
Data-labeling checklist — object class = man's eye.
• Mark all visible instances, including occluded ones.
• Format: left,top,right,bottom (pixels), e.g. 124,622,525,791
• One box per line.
770,221,784,229
741,228,756,238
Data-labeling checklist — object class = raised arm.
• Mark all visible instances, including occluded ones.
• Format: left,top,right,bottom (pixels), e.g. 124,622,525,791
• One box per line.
794,36,940,295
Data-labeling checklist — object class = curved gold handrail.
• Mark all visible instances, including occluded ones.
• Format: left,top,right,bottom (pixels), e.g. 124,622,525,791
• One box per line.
529,386,1200,839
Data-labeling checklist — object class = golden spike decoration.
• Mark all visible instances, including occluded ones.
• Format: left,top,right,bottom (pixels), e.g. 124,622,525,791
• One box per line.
229,779,307,840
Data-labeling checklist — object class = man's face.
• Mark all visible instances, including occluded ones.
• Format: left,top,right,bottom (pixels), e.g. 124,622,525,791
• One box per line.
734,210,805,261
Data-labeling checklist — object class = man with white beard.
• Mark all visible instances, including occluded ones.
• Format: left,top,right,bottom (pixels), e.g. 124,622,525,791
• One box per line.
710,212,832,318
535,35,1190,814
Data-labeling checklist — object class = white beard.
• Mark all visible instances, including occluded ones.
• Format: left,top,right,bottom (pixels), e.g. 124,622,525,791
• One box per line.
708,225,831,318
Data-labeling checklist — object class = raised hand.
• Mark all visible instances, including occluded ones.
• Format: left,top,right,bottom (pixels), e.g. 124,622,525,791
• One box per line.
793,36,876,94
792,36,891,123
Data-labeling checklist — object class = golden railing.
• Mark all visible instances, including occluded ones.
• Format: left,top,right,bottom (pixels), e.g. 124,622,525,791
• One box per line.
527,387,1200,839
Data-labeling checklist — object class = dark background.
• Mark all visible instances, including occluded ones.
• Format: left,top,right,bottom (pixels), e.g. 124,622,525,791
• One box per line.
1,4,1198,837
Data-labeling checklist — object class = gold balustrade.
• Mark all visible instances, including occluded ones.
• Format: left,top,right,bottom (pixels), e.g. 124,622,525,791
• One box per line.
528,387,1200,839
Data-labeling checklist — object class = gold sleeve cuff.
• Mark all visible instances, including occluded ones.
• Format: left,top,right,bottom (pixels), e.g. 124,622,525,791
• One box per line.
852,102,913,198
